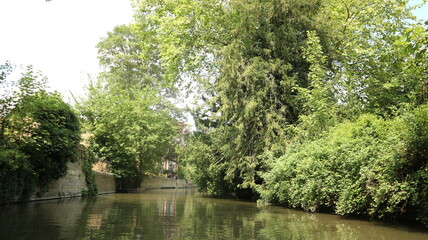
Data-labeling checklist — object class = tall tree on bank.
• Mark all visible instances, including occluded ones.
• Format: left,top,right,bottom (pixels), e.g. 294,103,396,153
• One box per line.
131,0,337,195
132,0,424,194
322,0,423,117
81,83,178,189
210,0,330,193
79,25,180,189
96,24,170,95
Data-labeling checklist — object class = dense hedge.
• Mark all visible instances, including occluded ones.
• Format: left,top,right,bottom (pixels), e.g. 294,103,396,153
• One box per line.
261,105,428,223
0,91,81,203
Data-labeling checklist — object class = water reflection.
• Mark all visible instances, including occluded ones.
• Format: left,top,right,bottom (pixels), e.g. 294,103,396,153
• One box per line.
0,189,427,240
159,200,176,217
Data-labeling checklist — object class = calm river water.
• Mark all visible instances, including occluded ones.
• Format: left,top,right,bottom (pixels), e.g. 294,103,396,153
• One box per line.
0,189,427,240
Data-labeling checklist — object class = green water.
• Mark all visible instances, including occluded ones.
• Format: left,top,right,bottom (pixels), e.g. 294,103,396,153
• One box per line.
0,189,427,240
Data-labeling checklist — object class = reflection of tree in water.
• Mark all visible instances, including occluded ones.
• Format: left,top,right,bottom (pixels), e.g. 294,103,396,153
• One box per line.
0,202,63,240
2,190,427,240
76,190,185,240
79,191,428,240
0,198,98,240
80,200,142,239
174,197,272,239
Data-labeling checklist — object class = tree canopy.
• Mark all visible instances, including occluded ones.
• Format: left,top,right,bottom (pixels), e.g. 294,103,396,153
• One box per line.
0,64,81,203
3,0,428,226
127,0,428,224
79,22,182,189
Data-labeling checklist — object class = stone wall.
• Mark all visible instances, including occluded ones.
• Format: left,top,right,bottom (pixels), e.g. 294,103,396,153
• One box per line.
140,176,193,190
94,172,116,194
16,163,191,202
29,160,87,201
21,161,116,202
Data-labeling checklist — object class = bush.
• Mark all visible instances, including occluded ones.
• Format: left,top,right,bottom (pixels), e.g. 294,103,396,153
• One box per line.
262,113,422,219
0,144,32,203
406,105,428,224
0,91,81,203
178,132,234,196
6,91,81,186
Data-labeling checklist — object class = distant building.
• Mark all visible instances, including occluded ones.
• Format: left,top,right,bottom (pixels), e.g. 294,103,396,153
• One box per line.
162,158,178,172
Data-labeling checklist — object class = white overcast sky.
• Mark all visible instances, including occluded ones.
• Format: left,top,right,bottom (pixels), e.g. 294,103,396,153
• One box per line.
0,0,134,102
0,0,427,103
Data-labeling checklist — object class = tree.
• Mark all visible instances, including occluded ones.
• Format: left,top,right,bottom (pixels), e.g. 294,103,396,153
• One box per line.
132,0,426,200
141,0,333,195
80,81,179,189
80,21,184,189
1,66,80,202
398,21,428,105
4,91,81,186
97,24,168,94
320,0,419,117
81,22,182,188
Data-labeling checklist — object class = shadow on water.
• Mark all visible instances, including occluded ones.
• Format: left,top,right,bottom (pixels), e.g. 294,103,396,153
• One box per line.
0,189,428,240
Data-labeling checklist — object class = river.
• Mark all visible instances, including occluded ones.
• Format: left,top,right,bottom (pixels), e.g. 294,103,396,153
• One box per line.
0,189,427,240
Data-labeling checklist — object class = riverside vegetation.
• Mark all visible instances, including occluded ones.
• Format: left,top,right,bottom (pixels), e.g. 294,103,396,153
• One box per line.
1,0,428,227
0,64,82,203
132,0,427,225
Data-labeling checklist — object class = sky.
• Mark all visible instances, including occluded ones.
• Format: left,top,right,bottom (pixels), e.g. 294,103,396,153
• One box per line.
0,0,134,102
0,0,427,104
414,0,428,18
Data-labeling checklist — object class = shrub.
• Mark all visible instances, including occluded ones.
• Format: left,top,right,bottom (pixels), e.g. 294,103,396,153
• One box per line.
6,91,81,186
406,105,428,224
262,114,415,219
0,91,81,203
0,144,32,203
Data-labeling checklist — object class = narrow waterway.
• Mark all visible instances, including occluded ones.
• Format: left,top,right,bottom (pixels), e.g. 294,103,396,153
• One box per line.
0,189,427,240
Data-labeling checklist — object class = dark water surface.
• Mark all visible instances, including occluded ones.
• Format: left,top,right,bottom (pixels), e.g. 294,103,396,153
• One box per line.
1,189,427,240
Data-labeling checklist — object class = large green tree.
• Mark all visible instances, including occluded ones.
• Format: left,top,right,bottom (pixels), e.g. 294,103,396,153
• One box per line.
321,0,422,116
132,0,337,195
97,24,168,94
0,65,81,202
80,23,181,189
131,0,426,195
80,82,178,189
